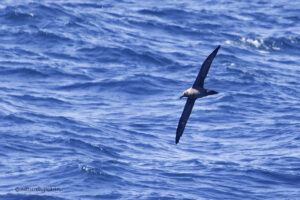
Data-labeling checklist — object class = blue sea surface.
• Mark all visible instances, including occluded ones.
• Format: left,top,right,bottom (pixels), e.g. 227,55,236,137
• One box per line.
0,0,300,199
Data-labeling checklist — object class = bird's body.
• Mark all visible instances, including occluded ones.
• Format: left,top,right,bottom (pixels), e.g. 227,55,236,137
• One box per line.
181,87,217,99
182,87,203,98
176,45,221,144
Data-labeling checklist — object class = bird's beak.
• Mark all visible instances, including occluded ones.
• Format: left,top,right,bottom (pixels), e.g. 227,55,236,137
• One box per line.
179,95,184,99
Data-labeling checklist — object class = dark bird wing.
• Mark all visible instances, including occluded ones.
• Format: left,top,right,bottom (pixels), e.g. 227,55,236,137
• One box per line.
176,98,196,144
192,45,221,89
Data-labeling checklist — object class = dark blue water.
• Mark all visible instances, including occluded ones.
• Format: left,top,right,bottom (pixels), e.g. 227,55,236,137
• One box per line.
0,0,299,199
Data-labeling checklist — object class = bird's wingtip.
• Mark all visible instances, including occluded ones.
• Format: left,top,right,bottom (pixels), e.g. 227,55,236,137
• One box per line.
212,45,221,55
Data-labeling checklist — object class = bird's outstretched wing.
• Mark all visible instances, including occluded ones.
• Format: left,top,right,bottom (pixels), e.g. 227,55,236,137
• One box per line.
176,98,196,144
192,45,221,89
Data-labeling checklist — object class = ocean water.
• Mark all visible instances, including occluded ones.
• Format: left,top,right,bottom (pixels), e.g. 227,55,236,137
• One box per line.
0,0,299,199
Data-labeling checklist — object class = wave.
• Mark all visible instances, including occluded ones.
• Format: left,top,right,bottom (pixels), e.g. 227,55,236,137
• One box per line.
226,35,300,53
2,9,35,23
1,113,34,124
138,8,194,20
35,30,73,47
0,67,46,77
57,74,179,95
0,194,67,200
0,65,92,81
9,94,68,106
69,138,121,158
77,46,174,65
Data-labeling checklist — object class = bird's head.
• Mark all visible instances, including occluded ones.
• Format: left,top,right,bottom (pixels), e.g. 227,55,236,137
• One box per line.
180,91,188,99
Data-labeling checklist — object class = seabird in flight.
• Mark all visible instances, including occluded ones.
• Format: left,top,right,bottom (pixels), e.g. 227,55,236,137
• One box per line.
176,45,221,144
